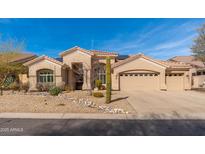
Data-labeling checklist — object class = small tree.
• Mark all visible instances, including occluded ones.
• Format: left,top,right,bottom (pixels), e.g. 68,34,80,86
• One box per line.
0,38,26,95
106,57,111,103
191,23,205,62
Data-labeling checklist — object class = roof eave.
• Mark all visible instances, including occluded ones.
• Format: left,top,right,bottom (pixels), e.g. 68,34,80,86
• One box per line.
23,55,64,67
59,46,93,57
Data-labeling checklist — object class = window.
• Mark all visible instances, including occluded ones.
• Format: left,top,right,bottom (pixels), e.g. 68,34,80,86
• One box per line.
192,73,196,76
37,69,54,83
197,71,202,76
97,64,106,84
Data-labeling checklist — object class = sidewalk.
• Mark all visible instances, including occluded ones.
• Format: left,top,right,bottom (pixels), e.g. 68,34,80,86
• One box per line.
1,112,205,119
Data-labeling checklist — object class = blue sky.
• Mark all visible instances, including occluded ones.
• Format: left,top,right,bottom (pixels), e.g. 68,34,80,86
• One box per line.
0,18,205,60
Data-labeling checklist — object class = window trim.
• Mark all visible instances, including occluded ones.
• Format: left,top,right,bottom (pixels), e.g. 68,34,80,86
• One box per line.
37,69,54,83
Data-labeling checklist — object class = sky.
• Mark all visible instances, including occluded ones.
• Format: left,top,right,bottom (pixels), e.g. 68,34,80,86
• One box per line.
0,18,205,60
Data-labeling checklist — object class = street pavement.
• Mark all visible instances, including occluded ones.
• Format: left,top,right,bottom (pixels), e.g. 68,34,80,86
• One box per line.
1,118,205,136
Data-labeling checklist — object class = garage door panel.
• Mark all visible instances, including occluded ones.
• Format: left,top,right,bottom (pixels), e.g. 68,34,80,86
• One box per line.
166,74,184,91
120,73,160,91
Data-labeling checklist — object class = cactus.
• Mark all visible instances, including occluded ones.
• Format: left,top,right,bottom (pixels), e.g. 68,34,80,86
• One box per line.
106,57,111,103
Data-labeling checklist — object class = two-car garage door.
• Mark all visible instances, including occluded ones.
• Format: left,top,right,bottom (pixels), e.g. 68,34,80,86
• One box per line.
120,73,160,91
120,73,184,91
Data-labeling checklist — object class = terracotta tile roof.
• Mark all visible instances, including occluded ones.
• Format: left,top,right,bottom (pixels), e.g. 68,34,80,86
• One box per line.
169,56,195,63
60,46,94,57
112,54,191,69
169,56,205,68
112,54,169,68
157,60,191,68
91,50,118,56
60,46,118,57
23,55,64,66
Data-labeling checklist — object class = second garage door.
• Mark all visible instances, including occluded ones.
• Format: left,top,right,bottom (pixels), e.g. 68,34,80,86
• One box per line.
166,73,184,91
120,73,160,91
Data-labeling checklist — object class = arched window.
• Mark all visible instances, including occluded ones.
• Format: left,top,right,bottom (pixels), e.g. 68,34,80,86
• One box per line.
37,69,54,83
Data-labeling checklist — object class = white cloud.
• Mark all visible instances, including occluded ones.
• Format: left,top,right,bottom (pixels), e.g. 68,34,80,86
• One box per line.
97,20,203,58
153,33,196,51
97,24,165,53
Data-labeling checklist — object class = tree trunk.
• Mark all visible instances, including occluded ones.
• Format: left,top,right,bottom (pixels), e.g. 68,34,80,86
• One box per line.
0,87,3,96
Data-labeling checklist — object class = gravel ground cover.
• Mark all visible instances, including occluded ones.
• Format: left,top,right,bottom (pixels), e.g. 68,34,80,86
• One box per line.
0,90,136,114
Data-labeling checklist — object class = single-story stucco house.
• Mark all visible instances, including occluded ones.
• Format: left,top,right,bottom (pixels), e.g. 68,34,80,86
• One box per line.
24,46,193,91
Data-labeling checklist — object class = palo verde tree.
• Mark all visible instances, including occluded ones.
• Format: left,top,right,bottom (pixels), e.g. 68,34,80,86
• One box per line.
191,23,205,62
105,56,111,103
0,38,26,95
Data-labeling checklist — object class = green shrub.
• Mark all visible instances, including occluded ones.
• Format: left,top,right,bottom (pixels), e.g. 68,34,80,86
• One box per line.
93,91,104,97
3,76,15,88
95,80,102,90
49,86,62,96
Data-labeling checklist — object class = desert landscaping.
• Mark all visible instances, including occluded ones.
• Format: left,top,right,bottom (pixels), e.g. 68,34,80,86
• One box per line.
0,90,136,114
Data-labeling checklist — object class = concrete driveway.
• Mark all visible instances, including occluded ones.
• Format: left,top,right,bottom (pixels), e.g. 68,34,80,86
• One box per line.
122,90,205,117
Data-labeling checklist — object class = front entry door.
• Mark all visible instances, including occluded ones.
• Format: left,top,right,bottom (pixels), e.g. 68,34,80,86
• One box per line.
72,63,84,90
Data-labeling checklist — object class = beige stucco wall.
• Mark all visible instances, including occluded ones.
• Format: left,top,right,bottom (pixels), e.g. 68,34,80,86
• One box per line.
18,74,29,85
62,50,92,90
96,58,115,65
192,75,205,88
189,68,205,88
112,57,167,90
28,59,63,91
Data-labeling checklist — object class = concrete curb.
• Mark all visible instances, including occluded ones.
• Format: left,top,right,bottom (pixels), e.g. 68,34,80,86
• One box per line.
1,112,205,120
0,113,127,120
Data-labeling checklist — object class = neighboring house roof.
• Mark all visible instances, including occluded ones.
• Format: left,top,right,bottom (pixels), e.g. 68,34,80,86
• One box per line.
112,54,170,69
0,53,37,64
169,56,205,68
157,60,191,69
23,55,64,66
